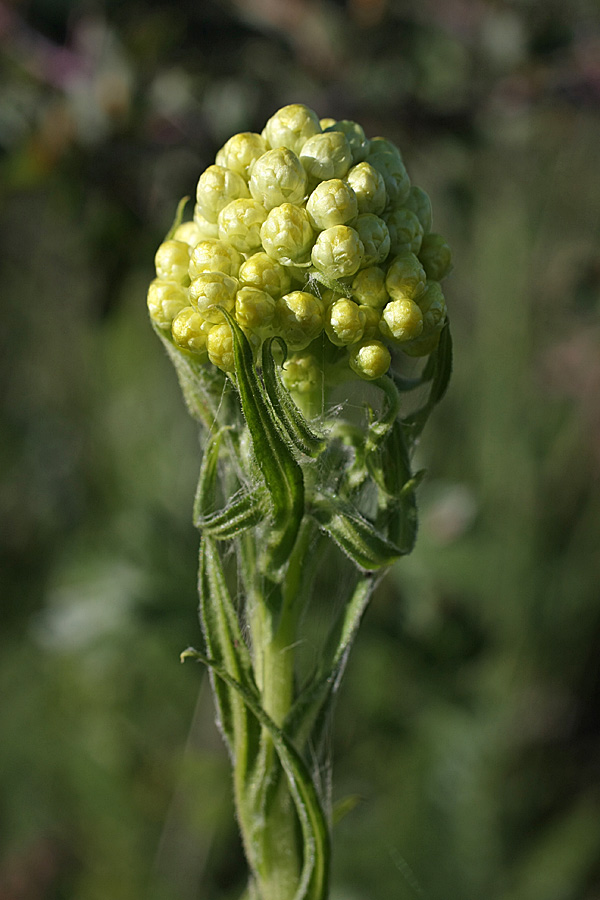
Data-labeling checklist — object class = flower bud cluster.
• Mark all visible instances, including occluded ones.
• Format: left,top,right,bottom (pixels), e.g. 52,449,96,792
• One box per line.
148,104,452,382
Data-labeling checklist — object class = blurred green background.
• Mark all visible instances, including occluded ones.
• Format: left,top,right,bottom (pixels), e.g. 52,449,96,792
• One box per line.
2,0,600,898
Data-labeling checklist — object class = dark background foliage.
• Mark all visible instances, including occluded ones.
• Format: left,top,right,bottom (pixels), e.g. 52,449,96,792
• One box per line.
1,0,600,898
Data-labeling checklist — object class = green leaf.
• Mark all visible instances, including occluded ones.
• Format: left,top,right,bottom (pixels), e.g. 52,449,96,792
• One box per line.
165,195,190,240
310,496,404,571
222,309,305,573
261,337,326,459
198,487,267,539
403,321,453,440
365,375,401,453
181,647,331,900
197,537,259,766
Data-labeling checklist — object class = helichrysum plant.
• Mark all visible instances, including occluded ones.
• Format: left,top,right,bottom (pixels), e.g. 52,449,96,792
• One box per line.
147,104,452,900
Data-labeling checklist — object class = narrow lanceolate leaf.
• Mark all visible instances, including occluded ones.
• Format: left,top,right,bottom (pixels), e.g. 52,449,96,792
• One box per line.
310,496,403,571
198,487,267,539
403,321,453,440
181,647,331,900
193,429,223,525
365,374,401,452
165,195,190,240
222,309,305,572
261,337,326,459
197,537,259,768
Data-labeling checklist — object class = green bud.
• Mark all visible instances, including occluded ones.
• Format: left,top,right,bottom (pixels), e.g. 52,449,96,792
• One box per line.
281,351,322,394
353,214,390,267
189,239,242,279
193,206,220,239
154,239,190,283
217,198,267,254
401,330,441,357
215,131,268,180
249,147,307,210
368,152,411,206
325,298,366,346
299,131,353,184
307,179,358,231
349,339,391,380
189,271,238,322
385,252,427,301
416,280,447,334
358,304,381,339
260,203,315,265
238,251,291,298
235,286,276,334
311,225,364,280
404,185,433,233
380,298,424,342
323,120,369,163
171,306,209,356
366,137,403,161
207,322,235,371
344,162,387,216
276,291,325,351
173,221,203,247
385,207,424,255
196,165,249,223
418,232,453,281
147,278,189,330
351,266,389,309
263,103,321,154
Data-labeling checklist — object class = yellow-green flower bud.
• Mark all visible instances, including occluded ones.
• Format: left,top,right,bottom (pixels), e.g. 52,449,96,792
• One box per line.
154,239,190,283
171,306,209,356
349,339,391,380
368,152,410,206
189,239,242,279
358,304,381,339
325,297,366,346
351,266,389,308
311,225,364,280
196,165,250,223
207,322,234,371
189,271,238,322
418,233,453,281
344,162,387,216
215,132,268,180
416,280,447,334
238,251,291,298
276,290,324,351
366,137,403,161
260,203,314,265
217,198,267,254
323,120,369,163
263,103,321,154
147,278,189,330
319,117,337,130
281,351,322,394
405,185,432,233
173,221,203,247
193,205,220,239
380,298,423,342
235,286,276,334
249,147,307,210
353,214,390,267
299,131,353,184
385,252,427,301
385,208,424,256
306,179,358,230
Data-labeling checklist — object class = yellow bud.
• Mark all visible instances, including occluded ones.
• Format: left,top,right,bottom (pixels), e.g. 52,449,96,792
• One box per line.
349,340,391,380
276,291,324,351
188,239,242,279
325,298,366,346
171,306,209,357
380,298,423,342
281,352,322,394
385,252,427,301
147,278,189,330
207,322,235,371
235,286,276,334
173,221,203,247
358,304,381,340
238,252,292,298
351,266,389,308
154,240,190,283
189,271,238,322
